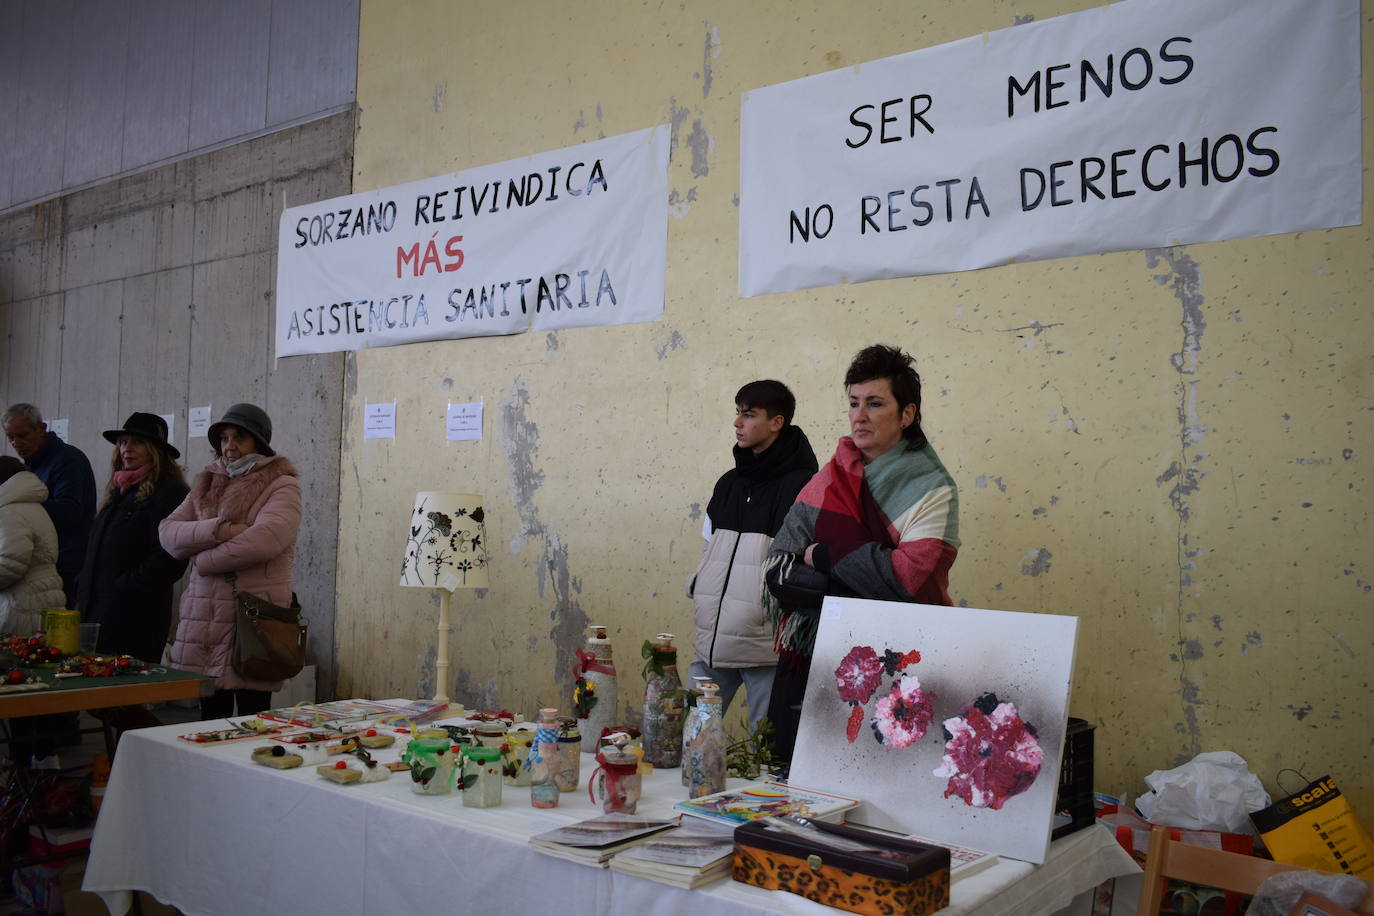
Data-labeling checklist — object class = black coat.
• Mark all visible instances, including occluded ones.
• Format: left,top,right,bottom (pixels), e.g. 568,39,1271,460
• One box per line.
76,475,189,662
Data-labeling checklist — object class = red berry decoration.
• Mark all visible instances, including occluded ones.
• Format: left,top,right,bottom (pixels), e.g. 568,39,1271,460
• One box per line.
7,669,23,685
366,729,377,737
117,657,131,668
335,760,347,769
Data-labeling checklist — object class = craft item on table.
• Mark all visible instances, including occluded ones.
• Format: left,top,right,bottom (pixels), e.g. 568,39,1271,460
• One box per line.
328,729,396,754
588,749,641,814
251,745,303,769
3,635,64,665
733,815,950,916
271,730,352,746
789,598,1078,864
468,709,518,724
683,682,727,799
429,724,473,746
472,721,507,747
293,739,330,766
54,654,150,677
402,733,458,795
460,746,504,807
0,677,49,694
681,676,711,785
504,726,534,787
527,707,561,808
318,761,363,784
553,717,582,791
640,633,685,768
609,820,737,889
319,746,391,785
597,725,641,751
675,780,860,827
574,624,618,754
179,719,297,744
400,491,489,703
529,813,678,868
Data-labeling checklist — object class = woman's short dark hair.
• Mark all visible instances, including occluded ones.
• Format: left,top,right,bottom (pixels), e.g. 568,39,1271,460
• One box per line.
0,455,25,485
844,344,926,445
735,379,796,425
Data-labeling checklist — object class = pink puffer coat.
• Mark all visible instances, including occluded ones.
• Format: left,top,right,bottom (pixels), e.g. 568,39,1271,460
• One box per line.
159,456,301,691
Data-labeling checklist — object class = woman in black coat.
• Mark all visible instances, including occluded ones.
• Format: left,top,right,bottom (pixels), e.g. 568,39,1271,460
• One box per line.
76,413,190,663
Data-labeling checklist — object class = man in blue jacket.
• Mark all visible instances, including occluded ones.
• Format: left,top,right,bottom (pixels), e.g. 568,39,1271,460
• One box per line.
687,381,818,731
4,403,96,606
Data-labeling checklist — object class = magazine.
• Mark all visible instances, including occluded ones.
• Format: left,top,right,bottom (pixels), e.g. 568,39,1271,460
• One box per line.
369,698,451,723
609,821,735,889
529,813,678,867
178,721,299,744
905,833,999,881
258,699,395,727
674,781,860,827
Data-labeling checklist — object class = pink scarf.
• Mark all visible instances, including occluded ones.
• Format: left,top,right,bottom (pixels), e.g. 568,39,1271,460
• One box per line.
113,464,153,493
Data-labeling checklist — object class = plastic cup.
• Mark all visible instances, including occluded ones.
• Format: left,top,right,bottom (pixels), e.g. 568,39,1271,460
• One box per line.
78,622,101,653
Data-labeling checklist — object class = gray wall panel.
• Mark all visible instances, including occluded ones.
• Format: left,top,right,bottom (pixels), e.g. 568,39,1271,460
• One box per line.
121,0,194,170
0,3,25,210
63,0,130,188
11,1,73,206
266,0,358,125
57,280,124,461
188,0,272,152
119,267,193,456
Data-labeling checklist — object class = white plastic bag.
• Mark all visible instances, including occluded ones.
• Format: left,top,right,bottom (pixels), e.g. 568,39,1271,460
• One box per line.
1136,750,1271,833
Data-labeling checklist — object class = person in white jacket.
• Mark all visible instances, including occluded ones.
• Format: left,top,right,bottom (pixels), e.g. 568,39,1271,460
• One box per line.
0,455,67,634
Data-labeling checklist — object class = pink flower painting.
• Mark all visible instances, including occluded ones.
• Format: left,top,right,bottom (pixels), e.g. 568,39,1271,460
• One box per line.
834,646,884,705
871,675,936,749
934,693,1043,810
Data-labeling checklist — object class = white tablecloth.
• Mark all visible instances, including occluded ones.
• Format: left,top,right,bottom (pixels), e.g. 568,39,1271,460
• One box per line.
83,720,1138,916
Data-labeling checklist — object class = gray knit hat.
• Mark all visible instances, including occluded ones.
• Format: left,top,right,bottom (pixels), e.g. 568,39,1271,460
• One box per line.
207,403,274,456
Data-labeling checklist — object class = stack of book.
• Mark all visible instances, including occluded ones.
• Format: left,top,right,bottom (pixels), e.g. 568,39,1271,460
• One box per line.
674,780,860,827
608,821,736,889
529,814,678,867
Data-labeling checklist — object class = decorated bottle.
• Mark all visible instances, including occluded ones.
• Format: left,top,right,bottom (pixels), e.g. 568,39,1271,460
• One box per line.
684,682,727,798
527,707,561,808
574,624,618,754
640,633,685,768
461,746,504,808
681,675,712,785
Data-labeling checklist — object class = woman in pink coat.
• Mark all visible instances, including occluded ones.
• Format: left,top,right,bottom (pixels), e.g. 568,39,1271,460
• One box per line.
160,404,301,718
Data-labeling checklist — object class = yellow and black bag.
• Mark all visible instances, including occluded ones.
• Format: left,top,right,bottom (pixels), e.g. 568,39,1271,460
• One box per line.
1250,771,1374,878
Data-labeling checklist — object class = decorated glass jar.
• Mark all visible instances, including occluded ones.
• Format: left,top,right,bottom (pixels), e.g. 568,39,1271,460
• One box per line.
554,717,581,791
504,726,535,787
528,708,561,808
641,633,685,768
473,722,508,748
588,750,641,814
461,746,504,808
402,735,458,795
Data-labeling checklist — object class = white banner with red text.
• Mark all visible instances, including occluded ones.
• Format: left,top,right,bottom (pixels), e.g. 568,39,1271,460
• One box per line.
276,125,669,357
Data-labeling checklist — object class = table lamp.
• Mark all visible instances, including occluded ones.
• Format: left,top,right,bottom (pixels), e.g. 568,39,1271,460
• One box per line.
400,491,489,703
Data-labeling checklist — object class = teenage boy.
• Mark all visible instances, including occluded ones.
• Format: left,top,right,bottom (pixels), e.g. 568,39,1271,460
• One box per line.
687,380,818,731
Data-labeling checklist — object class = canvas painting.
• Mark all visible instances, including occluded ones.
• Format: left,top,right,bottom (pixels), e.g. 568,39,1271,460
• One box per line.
789,597,1078,864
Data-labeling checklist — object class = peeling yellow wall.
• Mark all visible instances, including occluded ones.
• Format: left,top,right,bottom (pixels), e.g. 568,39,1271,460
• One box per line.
339,1,1374,812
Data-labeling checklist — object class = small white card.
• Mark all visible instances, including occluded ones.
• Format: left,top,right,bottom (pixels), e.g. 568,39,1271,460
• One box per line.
188,405,212,439
445,402,483,442
48,418,69,440
159,413,176,442
364,402,396,439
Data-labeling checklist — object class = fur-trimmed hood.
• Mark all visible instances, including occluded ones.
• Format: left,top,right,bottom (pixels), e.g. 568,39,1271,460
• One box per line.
190,456,299,524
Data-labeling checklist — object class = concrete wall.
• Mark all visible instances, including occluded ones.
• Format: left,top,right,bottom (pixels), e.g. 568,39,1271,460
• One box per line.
336,2,1372,812
0,0,359,214
0,112,354,694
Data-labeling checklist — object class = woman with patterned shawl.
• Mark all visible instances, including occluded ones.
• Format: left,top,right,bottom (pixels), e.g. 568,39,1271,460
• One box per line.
763,344,960,764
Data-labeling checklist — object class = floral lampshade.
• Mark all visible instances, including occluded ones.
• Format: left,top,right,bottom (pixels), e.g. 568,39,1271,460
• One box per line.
400,492,489,590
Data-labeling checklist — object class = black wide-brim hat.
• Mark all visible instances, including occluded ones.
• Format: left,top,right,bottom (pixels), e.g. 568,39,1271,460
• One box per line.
207,403,275,457
102,412,180,459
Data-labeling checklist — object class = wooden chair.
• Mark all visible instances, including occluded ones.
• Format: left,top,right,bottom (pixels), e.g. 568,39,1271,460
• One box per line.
1138,824,1374,915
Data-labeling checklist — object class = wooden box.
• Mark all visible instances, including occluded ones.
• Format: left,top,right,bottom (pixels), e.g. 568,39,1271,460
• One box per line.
732,819,950,916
